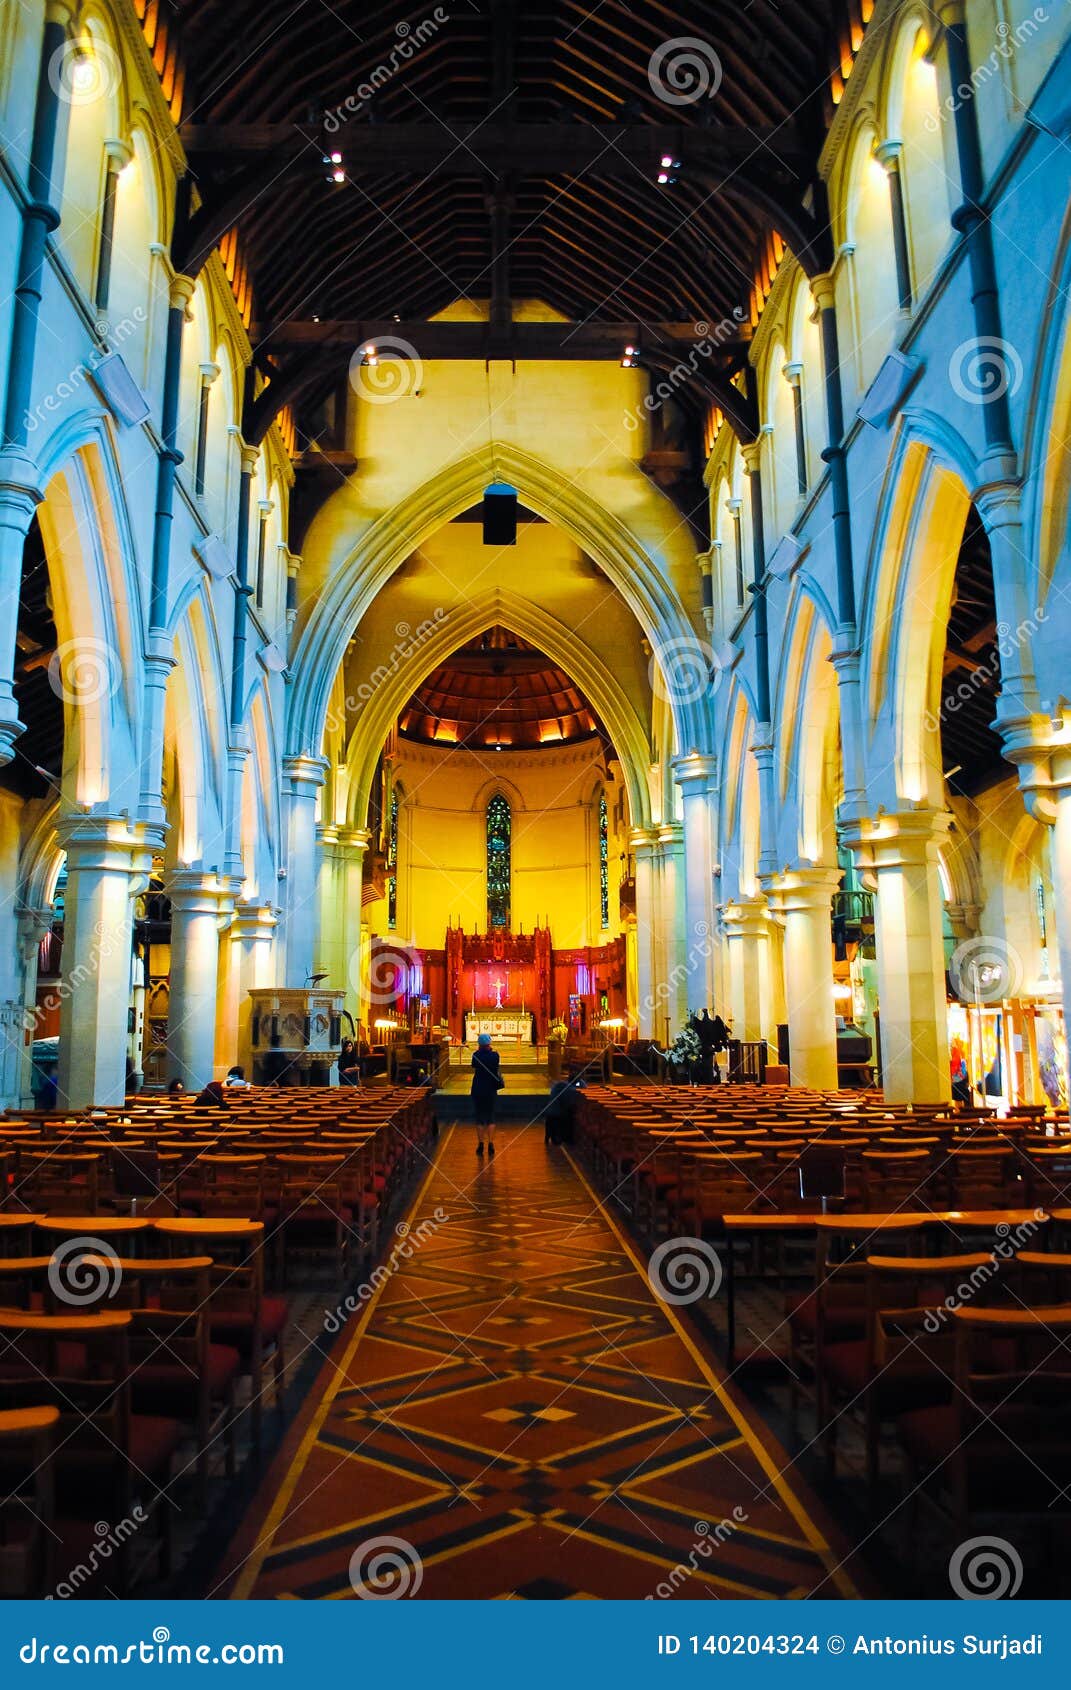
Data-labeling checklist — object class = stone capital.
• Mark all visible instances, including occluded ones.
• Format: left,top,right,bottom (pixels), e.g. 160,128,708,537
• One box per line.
874,139,903,171
283,753,329,796
628,825,660,859
782,360,803,386
847,807,952,872
166,868,236,920
769,863,843,914
810,272,837,314
672,752,718,796
720,896,771,941
170,273,196,313
231,901,279,943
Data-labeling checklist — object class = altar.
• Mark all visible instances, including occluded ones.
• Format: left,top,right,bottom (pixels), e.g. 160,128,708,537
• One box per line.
464,1010,534,1043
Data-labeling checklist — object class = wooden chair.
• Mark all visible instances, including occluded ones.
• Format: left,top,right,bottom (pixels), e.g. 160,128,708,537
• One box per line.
0,1406,59,1597
899,1304,1071,1551
155,1219,283,1447
0,1310,180,1592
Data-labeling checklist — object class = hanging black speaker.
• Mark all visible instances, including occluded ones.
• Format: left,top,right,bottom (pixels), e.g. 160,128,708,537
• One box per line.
482,482,518,545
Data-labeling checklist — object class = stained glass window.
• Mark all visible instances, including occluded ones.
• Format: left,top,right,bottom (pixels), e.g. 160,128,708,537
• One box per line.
599,795,609,928
386,789,398,929
487,794,511,930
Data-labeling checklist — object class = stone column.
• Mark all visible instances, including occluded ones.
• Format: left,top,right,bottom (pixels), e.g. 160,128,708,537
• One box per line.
282,754,328,986
166,870,234,1090
856,810,952,1104
230,903,278,1077
54,812,157,1107
721,896,777,1049
773,866,841,1089
630,828,659,1037
657,822,688,1038
674,754,719,1013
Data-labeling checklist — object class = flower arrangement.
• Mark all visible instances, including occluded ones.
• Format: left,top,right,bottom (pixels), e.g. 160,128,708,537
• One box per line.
666,1026,701,1067
547,1018,568,1044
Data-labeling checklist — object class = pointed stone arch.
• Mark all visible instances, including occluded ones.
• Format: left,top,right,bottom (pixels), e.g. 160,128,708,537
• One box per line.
288,442,711,771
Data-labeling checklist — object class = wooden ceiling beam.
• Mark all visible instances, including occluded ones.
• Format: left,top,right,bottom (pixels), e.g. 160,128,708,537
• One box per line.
178,119,809,177
256,320,745,361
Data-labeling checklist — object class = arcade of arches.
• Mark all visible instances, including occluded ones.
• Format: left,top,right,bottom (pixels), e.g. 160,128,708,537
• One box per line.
2,0,1071,1603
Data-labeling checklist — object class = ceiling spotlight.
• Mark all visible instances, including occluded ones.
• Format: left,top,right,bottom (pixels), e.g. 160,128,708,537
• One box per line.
657,171,670,184
331,167,345,183
329,151,342,164
621,343,639,367
660,153,674,168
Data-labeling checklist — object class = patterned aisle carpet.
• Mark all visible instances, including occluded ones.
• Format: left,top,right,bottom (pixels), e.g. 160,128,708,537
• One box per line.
220,1125,862,1600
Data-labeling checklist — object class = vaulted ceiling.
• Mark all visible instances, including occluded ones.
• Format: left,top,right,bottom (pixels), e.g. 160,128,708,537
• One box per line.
170,0,863,440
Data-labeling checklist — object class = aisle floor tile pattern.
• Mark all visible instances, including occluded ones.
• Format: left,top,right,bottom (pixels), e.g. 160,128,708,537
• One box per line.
223,1125,861,1600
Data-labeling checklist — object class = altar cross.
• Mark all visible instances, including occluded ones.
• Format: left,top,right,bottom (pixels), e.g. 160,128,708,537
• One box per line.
491,976,506,1009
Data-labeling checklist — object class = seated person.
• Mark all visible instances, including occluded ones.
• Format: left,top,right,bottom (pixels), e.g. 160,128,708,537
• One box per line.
338,1038,361,1087
225,1064,252,1089
195,1079,228,1109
